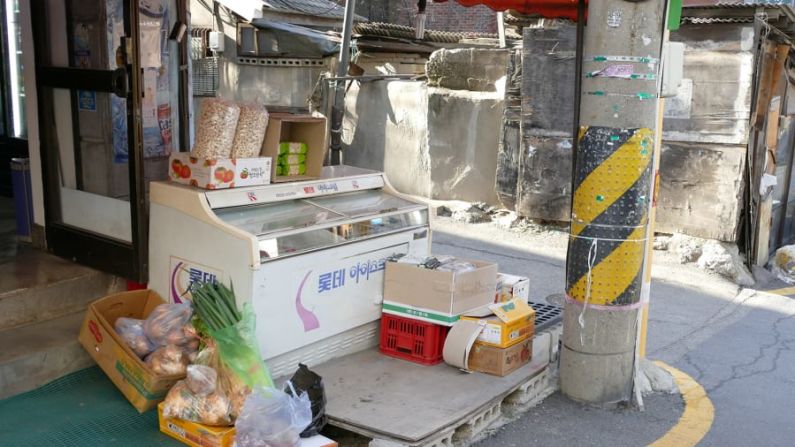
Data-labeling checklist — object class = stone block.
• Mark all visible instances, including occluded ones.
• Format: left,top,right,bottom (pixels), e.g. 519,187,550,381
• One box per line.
426,48,509,92
657,142,745,242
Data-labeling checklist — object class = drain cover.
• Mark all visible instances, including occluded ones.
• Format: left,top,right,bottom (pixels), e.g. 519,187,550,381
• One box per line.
529,300,563,332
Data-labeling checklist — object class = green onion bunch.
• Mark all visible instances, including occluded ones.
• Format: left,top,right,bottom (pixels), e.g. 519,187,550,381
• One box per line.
190,282,241,332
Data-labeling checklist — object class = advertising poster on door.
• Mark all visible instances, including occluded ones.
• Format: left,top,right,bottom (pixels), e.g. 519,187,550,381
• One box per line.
253,244,408,359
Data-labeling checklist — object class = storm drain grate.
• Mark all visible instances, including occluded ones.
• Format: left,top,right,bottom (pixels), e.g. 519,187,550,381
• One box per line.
530,301,562,332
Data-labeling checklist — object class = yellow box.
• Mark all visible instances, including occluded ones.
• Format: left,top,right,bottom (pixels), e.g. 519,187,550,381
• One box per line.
78,290,184,412
461,299,535,348
158,402,236,447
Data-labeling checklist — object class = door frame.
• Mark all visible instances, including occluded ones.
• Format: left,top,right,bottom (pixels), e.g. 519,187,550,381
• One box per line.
30,0,148,281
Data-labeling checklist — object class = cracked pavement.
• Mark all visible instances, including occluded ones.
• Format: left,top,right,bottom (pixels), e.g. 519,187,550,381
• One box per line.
430,217,795,446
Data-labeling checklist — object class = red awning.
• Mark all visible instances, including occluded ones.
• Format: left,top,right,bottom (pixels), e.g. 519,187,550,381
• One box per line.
433,0,584,21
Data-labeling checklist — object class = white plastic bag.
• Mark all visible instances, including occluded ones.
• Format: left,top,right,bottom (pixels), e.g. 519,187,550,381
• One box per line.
114,317,156,358
187,364,218,396
235,382,312,447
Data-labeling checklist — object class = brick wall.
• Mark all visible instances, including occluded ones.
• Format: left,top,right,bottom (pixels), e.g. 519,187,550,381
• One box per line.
352,0,497,34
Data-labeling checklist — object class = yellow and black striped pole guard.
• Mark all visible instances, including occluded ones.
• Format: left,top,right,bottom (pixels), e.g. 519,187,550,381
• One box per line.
566,126,654,307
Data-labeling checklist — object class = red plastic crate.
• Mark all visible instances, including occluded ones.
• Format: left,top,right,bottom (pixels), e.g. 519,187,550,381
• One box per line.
379,314,450,365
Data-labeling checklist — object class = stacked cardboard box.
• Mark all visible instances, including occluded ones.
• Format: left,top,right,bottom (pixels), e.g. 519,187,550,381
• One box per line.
462,299,535,377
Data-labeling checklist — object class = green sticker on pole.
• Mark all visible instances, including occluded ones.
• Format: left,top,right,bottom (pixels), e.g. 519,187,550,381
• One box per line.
668,0,682,31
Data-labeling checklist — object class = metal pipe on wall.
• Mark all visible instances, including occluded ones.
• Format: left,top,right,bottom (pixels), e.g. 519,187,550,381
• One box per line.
329,0,356,166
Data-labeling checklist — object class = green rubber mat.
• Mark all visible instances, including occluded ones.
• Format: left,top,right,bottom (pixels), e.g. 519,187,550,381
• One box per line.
0,367,182,446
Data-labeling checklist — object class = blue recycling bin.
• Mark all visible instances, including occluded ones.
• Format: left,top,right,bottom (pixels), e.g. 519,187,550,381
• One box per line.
10,158,33,242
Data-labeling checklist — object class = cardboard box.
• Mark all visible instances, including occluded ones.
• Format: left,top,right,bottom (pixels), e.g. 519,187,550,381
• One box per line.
158,401,338,447
262,113,328,183
382,301,472,326
383,259,498,325
461,299,535,348
168,152,272,189
496,273,530,303
78,290,184,412
468,338,532,377
158,403,235,447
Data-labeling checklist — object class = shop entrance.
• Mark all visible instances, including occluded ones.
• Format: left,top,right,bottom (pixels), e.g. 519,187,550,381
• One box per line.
30,0,188,282
0,0,28,263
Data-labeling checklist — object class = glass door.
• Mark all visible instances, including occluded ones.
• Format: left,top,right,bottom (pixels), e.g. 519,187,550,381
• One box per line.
31,0,187,281
0,0,28,197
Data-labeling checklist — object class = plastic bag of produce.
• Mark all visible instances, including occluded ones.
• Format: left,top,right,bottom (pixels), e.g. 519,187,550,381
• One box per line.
195,344,251,418
231,102,269,159
114,317,156,358
162,379,233,426
191,281,273,416
234,383,312,447
143,303,193,347
186,364,218,396
287,364,327,438
192,98,241,159
210,304,274,389
145,344,190,376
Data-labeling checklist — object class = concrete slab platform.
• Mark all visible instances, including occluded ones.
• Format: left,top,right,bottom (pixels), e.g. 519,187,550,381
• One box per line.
314,331,554,445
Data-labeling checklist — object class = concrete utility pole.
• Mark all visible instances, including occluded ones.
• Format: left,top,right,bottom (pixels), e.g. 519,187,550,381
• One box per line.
560,0,669,404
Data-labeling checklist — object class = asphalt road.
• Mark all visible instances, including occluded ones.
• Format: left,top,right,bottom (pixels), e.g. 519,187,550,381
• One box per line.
430,218,795,447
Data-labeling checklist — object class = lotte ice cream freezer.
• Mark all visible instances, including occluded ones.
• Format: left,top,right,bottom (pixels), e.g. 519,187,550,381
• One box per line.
149,166,430,377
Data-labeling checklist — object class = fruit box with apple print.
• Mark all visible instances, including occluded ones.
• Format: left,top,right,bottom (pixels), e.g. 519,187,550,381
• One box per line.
169,152,272,189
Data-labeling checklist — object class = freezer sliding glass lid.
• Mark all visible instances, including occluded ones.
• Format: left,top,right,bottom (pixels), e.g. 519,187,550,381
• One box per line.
214,200,346,236
308,189,424,217
214,190,425,236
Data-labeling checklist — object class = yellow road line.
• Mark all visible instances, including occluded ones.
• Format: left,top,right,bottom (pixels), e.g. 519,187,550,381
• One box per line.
766,286,795,296
649,361,715,447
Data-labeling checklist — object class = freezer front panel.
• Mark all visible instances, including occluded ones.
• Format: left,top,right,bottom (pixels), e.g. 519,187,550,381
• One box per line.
252,231,422,361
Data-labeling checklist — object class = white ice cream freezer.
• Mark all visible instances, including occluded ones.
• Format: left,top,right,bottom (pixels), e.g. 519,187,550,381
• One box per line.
149,166,430,377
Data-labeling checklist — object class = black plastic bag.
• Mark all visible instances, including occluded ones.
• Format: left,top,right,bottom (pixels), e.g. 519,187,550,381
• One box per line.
287,363,327,437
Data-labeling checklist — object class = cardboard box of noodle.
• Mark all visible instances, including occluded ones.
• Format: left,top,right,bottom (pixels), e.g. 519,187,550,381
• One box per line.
461,298,535,348
158,402,235,447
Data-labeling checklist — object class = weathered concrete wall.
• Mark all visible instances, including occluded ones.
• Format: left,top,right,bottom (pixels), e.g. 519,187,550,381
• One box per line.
509,22,751,241
516,136,572,222
427,88,503,204
343,49,506,205
657,143,746,241
513,23,577,221
342,80,431,198
663,24,754,145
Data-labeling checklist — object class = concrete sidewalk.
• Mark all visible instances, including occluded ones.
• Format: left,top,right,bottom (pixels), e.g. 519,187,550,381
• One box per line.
430,218,795,447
